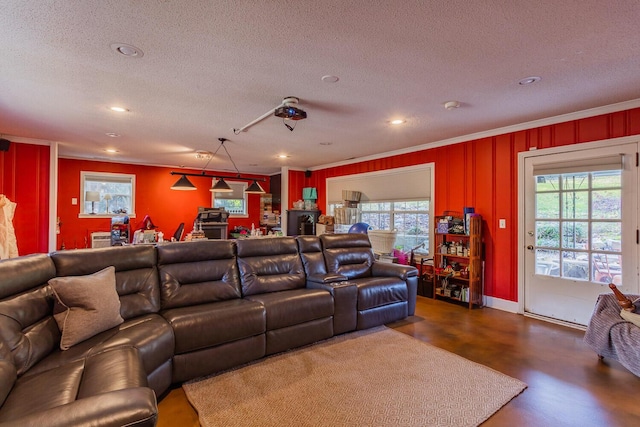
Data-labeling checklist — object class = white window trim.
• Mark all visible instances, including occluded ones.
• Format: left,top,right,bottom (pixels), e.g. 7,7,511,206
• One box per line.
79,171,136,218
325,163,435,254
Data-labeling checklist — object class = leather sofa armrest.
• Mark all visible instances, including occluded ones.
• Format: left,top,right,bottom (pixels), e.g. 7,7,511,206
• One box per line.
306,273,349,284
372,262,418,280
0,387,157,427
372,263,419,316
307,281,357,334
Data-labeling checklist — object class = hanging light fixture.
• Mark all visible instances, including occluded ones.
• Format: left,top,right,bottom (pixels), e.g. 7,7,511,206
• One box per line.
210,177,233,192
169,138,266,193
245,180,266,194
171,174,197,190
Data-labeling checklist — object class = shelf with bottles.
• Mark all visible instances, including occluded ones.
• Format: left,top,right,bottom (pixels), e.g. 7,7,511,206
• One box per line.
436,243,470,258
433,214,483,308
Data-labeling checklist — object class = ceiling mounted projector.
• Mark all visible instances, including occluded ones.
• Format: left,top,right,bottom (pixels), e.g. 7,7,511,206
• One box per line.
274,106,307,120
234,96,307,134
274,97,307,120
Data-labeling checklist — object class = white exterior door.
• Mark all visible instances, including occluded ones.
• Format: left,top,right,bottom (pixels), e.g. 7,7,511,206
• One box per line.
521,140,639,326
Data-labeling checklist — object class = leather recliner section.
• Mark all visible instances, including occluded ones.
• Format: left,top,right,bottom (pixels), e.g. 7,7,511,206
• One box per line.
157,240,267,383
297,236,358,334
238,237,335,355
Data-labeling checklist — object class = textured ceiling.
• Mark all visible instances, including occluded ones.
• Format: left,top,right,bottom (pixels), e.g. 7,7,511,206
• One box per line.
1,1,640,175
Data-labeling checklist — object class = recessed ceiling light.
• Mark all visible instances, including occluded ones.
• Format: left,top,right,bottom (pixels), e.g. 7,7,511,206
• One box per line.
105,148,118,153
105,132,120,138
321,75,340,83
390,119,406,125
109,106,129,113
444,101,461,110
319,142,333,146
110,43,144,58
278,154,289,159
518,76,541,85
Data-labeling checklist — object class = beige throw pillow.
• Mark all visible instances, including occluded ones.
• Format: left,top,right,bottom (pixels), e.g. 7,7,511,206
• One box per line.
49,266,124,350
620,309,640,328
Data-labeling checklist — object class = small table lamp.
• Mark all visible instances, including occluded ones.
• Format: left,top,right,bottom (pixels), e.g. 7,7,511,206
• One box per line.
85,191,100,214
103,194,112,213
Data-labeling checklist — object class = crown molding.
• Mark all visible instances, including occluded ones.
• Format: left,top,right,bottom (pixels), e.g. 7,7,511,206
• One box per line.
2,135,54,146
309,98,640,171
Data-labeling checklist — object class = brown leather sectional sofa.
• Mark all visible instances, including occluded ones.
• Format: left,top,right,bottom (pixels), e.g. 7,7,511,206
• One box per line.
0,234,417,426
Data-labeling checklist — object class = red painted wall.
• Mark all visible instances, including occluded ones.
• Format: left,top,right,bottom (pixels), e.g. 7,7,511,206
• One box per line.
288,170,307,207
56,159,269,250
0,142,50,256
7,108,640,303
290,108,640,302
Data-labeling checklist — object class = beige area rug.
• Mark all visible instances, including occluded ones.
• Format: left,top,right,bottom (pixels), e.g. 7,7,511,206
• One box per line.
183,327,527,426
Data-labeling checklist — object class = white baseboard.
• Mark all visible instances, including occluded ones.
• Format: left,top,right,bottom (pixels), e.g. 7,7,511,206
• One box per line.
483,296,519,313
483,296,587,330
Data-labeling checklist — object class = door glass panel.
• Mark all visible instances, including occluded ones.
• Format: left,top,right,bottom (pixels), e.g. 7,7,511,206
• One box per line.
592,253,622,283
535,175,559,192
562,191,588,219
534,170,622,283
536,221,559,247
562,221,588,249
535,249,559,276
562,251,589,280
591,222,622,250
536,193,559,218
592,171,621,188
562,173,589,190
592,189,621,219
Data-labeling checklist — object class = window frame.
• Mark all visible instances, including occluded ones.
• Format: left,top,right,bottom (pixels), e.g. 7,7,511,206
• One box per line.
211,180,249,217
533,169,622,283
330,199,431,255
79,171,136,218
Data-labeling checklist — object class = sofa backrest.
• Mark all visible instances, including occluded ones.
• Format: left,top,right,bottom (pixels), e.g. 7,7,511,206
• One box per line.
320,233,374,279
50,245,160,319
236,237,306,296
157,240,240,310
296,236,327,276
0,254,59,376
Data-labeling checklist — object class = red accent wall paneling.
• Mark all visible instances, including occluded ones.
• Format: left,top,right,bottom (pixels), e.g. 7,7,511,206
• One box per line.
289,107,640,302
7,107,640,302
287,169,307,208
0,142,50,255
56,159,269,250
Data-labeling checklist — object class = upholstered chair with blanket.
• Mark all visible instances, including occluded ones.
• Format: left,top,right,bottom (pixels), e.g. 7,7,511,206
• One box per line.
584,286,640,377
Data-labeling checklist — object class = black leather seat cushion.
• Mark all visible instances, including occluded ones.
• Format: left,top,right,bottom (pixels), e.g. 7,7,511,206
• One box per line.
0,346,147,423
349,277,409,311
162,299,265,354
246,288,333,330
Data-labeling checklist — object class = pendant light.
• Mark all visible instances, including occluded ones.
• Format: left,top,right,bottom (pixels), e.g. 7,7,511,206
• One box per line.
210,178,233,192
169,138,266,193
171,174,197,190
245,180,266,194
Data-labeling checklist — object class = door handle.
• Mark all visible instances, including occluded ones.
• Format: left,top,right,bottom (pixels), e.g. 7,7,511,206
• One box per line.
526,245,534,251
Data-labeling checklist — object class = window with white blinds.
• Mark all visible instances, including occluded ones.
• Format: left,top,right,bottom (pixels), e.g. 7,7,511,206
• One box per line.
212,180,248,216
326,165,431,203
80,171,135,217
